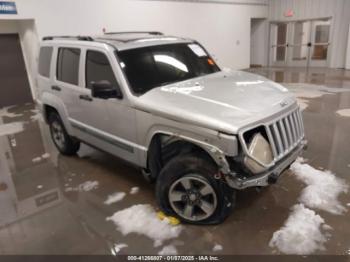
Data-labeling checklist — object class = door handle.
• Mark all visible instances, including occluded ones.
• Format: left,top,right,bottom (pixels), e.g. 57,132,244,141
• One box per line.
79,94,93,102
51,85,61,91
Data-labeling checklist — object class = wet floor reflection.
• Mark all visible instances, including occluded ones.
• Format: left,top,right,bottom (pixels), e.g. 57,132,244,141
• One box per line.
247,67,350,89
0,67,350,255
0,107,114,254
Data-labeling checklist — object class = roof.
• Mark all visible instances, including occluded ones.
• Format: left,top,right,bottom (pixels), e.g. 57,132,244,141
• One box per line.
42,32,195,51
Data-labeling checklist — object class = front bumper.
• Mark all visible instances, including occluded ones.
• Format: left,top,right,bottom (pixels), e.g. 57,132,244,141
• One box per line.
224,139,307,189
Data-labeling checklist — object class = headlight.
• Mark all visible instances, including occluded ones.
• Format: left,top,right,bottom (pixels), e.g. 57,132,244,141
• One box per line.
244,133,273,174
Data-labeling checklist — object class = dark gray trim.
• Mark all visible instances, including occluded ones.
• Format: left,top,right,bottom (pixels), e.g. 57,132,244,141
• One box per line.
71,122,134,153
134,0,268,6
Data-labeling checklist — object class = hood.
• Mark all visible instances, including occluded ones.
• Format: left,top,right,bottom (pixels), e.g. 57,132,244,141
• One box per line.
134,70,297,134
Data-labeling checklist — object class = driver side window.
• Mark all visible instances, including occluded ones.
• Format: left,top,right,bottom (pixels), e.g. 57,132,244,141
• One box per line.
85,50,118,89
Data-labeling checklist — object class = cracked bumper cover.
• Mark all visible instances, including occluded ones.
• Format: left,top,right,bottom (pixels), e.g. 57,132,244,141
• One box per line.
224,139,307,190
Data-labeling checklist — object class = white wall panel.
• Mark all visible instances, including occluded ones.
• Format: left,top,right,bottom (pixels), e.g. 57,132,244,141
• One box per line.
0,0,268,71
346,25,350,70
250,18,268,66
0,20,18,33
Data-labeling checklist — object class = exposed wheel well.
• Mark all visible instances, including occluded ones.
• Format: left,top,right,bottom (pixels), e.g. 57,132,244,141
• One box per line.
43,105,59,123
147,134,217,180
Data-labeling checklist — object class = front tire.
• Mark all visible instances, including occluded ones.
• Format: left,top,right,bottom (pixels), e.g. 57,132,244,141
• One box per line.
48,112,80,155
156,154,236,224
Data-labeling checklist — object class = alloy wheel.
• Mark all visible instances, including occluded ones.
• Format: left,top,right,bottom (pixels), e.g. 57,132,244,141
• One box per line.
168,175,217,221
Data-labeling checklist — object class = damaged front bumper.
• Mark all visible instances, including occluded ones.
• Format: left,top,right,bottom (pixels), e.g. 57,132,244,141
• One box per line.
224,139,307,190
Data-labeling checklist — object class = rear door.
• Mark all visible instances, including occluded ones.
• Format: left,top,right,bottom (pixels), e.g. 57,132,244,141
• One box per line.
37,45,54,99
53,46,82,123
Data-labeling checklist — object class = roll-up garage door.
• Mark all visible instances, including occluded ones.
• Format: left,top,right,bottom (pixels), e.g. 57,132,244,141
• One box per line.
0,34,33,107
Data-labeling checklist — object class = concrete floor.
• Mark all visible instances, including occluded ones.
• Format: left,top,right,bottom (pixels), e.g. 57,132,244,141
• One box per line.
0,67,349,255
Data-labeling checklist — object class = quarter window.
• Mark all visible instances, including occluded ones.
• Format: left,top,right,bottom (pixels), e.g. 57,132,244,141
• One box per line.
57,48,80,85
38,46,53,78
85,50,118,88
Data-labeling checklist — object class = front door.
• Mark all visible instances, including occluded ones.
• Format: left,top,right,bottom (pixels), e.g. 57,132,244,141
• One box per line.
72,48,138,164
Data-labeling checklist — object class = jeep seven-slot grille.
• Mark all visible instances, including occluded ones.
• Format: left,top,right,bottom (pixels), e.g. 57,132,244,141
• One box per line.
241,108,305,166
265,109,304,161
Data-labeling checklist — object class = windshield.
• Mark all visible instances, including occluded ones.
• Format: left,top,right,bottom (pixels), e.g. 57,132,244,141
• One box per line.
116,43,220,95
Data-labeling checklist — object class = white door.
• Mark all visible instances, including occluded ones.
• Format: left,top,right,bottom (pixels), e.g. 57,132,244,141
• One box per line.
270,23,289,66
309,20,331,67
270,19,331,68
288,20,311,67
71,47,138,164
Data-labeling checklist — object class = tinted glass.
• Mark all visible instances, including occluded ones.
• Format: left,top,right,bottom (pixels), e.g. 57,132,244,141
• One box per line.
38,46,53,77
117,43,220,95
57,48,80,85
86,51,118,88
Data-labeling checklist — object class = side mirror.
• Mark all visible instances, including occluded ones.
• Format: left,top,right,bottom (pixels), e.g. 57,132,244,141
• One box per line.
91,81,122,99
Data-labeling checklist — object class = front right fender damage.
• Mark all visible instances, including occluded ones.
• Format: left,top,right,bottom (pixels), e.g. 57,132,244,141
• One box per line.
145,132,236,182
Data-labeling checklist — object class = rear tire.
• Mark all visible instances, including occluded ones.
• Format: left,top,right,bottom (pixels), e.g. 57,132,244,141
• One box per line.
156,154,236,225
48,112,80,155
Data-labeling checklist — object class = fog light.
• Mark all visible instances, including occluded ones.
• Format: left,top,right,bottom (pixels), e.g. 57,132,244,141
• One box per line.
244,133,273,174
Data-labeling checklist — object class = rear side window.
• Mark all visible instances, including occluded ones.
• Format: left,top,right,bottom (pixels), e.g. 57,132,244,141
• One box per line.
38,46,53,77
57,48,80,85
85,50,118,88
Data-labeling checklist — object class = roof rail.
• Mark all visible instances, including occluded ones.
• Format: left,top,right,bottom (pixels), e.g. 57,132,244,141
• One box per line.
42,36,94,41
104,31,163,36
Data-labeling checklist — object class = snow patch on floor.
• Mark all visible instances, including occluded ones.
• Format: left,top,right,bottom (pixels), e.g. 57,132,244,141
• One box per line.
213,244,223,252
111,243,128,254
130,187,139,194
0,122,24,136
65,180,99,192
269,204,331,255
30,113,43,122
0,107,23,118
42,153,50,159
291,161,348,214
283,83,350,95
336,109,350,117
104,192,126,205
78,181,99,191
32,153,51,163
295,157,306,163
29,109,43,122
32,157,42,163
296,99,309,111
158,245,178,255
282,83,350,111
107,204,182,246
289,87,332,99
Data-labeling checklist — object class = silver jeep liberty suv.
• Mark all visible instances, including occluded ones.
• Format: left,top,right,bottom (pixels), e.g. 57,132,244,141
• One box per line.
37,32,306,224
